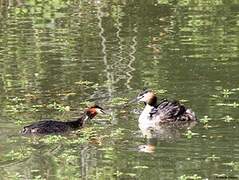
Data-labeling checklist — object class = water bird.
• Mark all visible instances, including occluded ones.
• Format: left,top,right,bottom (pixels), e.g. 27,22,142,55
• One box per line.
21,105,105,135
132,90,197,128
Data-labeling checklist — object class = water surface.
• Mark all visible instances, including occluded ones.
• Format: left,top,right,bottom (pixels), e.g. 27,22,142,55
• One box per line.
0,0,239,179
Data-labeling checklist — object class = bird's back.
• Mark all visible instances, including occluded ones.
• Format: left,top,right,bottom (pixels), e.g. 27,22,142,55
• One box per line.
21,120,70,135
152,99,196,123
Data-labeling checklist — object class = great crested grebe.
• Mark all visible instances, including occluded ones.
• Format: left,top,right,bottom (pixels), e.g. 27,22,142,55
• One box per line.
21,105,105,135
133,90,197,128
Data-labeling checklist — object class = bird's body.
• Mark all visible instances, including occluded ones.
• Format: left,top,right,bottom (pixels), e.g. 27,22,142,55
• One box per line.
21,119,83,135
21,105,105,135
136,90,197,129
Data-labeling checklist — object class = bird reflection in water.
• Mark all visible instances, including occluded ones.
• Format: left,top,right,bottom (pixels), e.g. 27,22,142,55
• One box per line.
138,121,197,153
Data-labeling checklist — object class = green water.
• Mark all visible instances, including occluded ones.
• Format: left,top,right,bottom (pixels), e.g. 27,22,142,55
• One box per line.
0,0,239,179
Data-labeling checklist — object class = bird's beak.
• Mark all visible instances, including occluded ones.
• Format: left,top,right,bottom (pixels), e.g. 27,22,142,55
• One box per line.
96,108,107,114
128,97,138,104
100,109,106,114
128,96,143,104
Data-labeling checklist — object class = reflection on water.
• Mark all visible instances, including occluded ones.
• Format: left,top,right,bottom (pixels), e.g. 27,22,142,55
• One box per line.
138,121,197,153
0,0,239,179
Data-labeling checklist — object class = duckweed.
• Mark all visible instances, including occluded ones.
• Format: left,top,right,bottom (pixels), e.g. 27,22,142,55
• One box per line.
200,115,211,124
223,162,239,171
155,89,167,94
47,102,71,112
14,119,25,125
4,147,34,161
6,172,24,179
74,80,94,85
216,102,239,108
114,170,123,177
39,135,68,144
110,97,129,106
220,89,234,98
1,0,239,179
221,115,234,123
178,174,202,180
205,154,220,162
184,130,199,139
133,165,149,169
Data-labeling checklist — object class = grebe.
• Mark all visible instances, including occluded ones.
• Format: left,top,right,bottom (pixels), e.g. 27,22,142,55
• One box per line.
134,90,197,128
21,105,105,135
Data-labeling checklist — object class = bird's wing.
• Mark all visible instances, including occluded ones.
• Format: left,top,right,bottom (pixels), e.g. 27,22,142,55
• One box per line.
155,99,186,121
22,120,69,134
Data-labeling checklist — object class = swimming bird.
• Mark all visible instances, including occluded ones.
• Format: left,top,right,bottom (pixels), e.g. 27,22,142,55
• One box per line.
21,105,105,135
133,90,197,128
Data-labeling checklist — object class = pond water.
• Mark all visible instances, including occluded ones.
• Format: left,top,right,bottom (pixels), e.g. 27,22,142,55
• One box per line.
0,0,239,179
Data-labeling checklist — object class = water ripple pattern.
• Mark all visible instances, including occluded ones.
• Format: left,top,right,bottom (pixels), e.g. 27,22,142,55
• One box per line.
0,1,238,180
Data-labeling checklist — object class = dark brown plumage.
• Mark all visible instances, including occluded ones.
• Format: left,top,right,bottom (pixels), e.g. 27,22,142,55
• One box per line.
21,105,105,135
136,90,197,123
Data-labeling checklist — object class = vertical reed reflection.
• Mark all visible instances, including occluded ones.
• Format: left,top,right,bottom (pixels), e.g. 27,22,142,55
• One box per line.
126,26,137,89
114,5,136,89
96,2,116,124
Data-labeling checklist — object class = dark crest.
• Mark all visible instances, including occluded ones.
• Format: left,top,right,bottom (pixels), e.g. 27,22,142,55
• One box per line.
89,105,104,110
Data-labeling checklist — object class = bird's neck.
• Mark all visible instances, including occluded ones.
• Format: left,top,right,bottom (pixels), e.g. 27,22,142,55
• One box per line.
66,113,89,129
138,104,155,125
142,104,155,114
